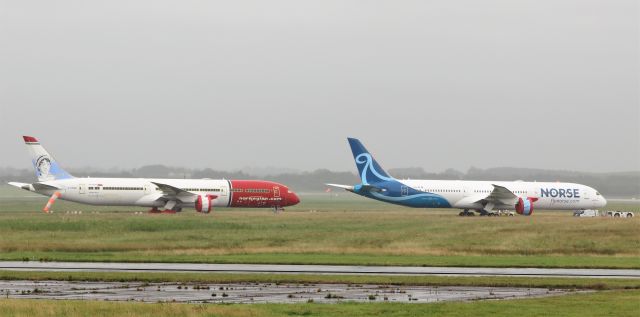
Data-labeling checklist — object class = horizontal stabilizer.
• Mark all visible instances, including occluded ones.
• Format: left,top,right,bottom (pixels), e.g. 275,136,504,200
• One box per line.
8,182,30,190
8,182,29,188
8,182,60,192
325,183,354,191
357,184,386,193
32,183,61,191
326,183,386,193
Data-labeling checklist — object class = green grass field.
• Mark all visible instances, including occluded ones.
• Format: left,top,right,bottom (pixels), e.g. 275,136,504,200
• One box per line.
0,187,639,268
0,290,638,317
1,187,639,315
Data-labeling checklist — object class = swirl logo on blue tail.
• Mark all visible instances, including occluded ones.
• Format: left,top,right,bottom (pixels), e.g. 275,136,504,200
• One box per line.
355,153,394,185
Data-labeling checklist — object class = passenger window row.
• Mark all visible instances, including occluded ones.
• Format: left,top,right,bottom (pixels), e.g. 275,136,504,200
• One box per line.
245,189,270,193
423,189,461,193
182,188,221,192
473,189,527,194
230,188,270,193
102,187,143,191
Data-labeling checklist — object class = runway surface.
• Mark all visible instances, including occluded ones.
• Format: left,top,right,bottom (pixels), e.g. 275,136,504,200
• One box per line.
0,261,638,278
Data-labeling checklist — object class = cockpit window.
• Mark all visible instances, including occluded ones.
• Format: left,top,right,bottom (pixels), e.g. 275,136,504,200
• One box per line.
596,192,600,196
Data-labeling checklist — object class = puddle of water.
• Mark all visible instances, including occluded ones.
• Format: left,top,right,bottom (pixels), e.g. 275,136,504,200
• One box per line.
0,280,580,304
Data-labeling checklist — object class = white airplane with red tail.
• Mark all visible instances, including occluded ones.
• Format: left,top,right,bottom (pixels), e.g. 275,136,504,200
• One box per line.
9,136,300,213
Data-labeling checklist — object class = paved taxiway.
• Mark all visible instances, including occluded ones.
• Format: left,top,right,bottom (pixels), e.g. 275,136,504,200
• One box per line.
0,261,638,279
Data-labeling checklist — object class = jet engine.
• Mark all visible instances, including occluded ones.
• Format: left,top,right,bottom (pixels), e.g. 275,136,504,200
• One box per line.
195,195,215,213
515,197,538,216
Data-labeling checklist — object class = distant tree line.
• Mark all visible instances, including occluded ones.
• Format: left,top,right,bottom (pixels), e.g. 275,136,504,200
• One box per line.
1,166,638,198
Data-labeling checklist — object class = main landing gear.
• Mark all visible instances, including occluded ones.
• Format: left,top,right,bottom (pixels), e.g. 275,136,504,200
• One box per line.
273,206,285,214
148,207,182,214
459,209,501,217
458,209,475,217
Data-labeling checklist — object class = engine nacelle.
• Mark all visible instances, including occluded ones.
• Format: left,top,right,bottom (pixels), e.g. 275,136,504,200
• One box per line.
195,195,215,213
515,197,538,216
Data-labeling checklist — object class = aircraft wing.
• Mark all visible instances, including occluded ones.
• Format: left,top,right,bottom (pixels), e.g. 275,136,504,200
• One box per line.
475,184,519,210
151,181,198,202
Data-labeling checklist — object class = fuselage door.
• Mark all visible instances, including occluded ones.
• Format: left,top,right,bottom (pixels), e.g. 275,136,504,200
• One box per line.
79,184,86,194
463,185,474,197
401,186,409,196
582,188,590,200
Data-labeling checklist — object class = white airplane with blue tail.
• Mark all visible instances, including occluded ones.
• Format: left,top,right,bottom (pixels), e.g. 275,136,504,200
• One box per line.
328,138,607,216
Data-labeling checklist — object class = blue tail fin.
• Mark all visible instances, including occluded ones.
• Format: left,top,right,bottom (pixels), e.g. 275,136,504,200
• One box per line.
347,138,394,185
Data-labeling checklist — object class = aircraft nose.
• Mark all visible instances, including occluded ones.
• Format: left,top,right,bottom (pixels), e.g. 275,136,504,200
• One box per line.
287,191,300,206
599,196,607,207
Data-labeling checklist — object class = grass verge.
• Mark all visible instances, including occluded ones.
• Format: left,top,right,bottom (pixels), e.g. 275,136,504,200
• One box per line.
3,252,639,269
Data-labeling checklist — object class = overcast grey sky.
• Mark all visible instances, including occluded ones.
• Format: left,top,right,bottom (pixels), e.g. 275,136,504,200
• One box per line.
1,0,638,173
